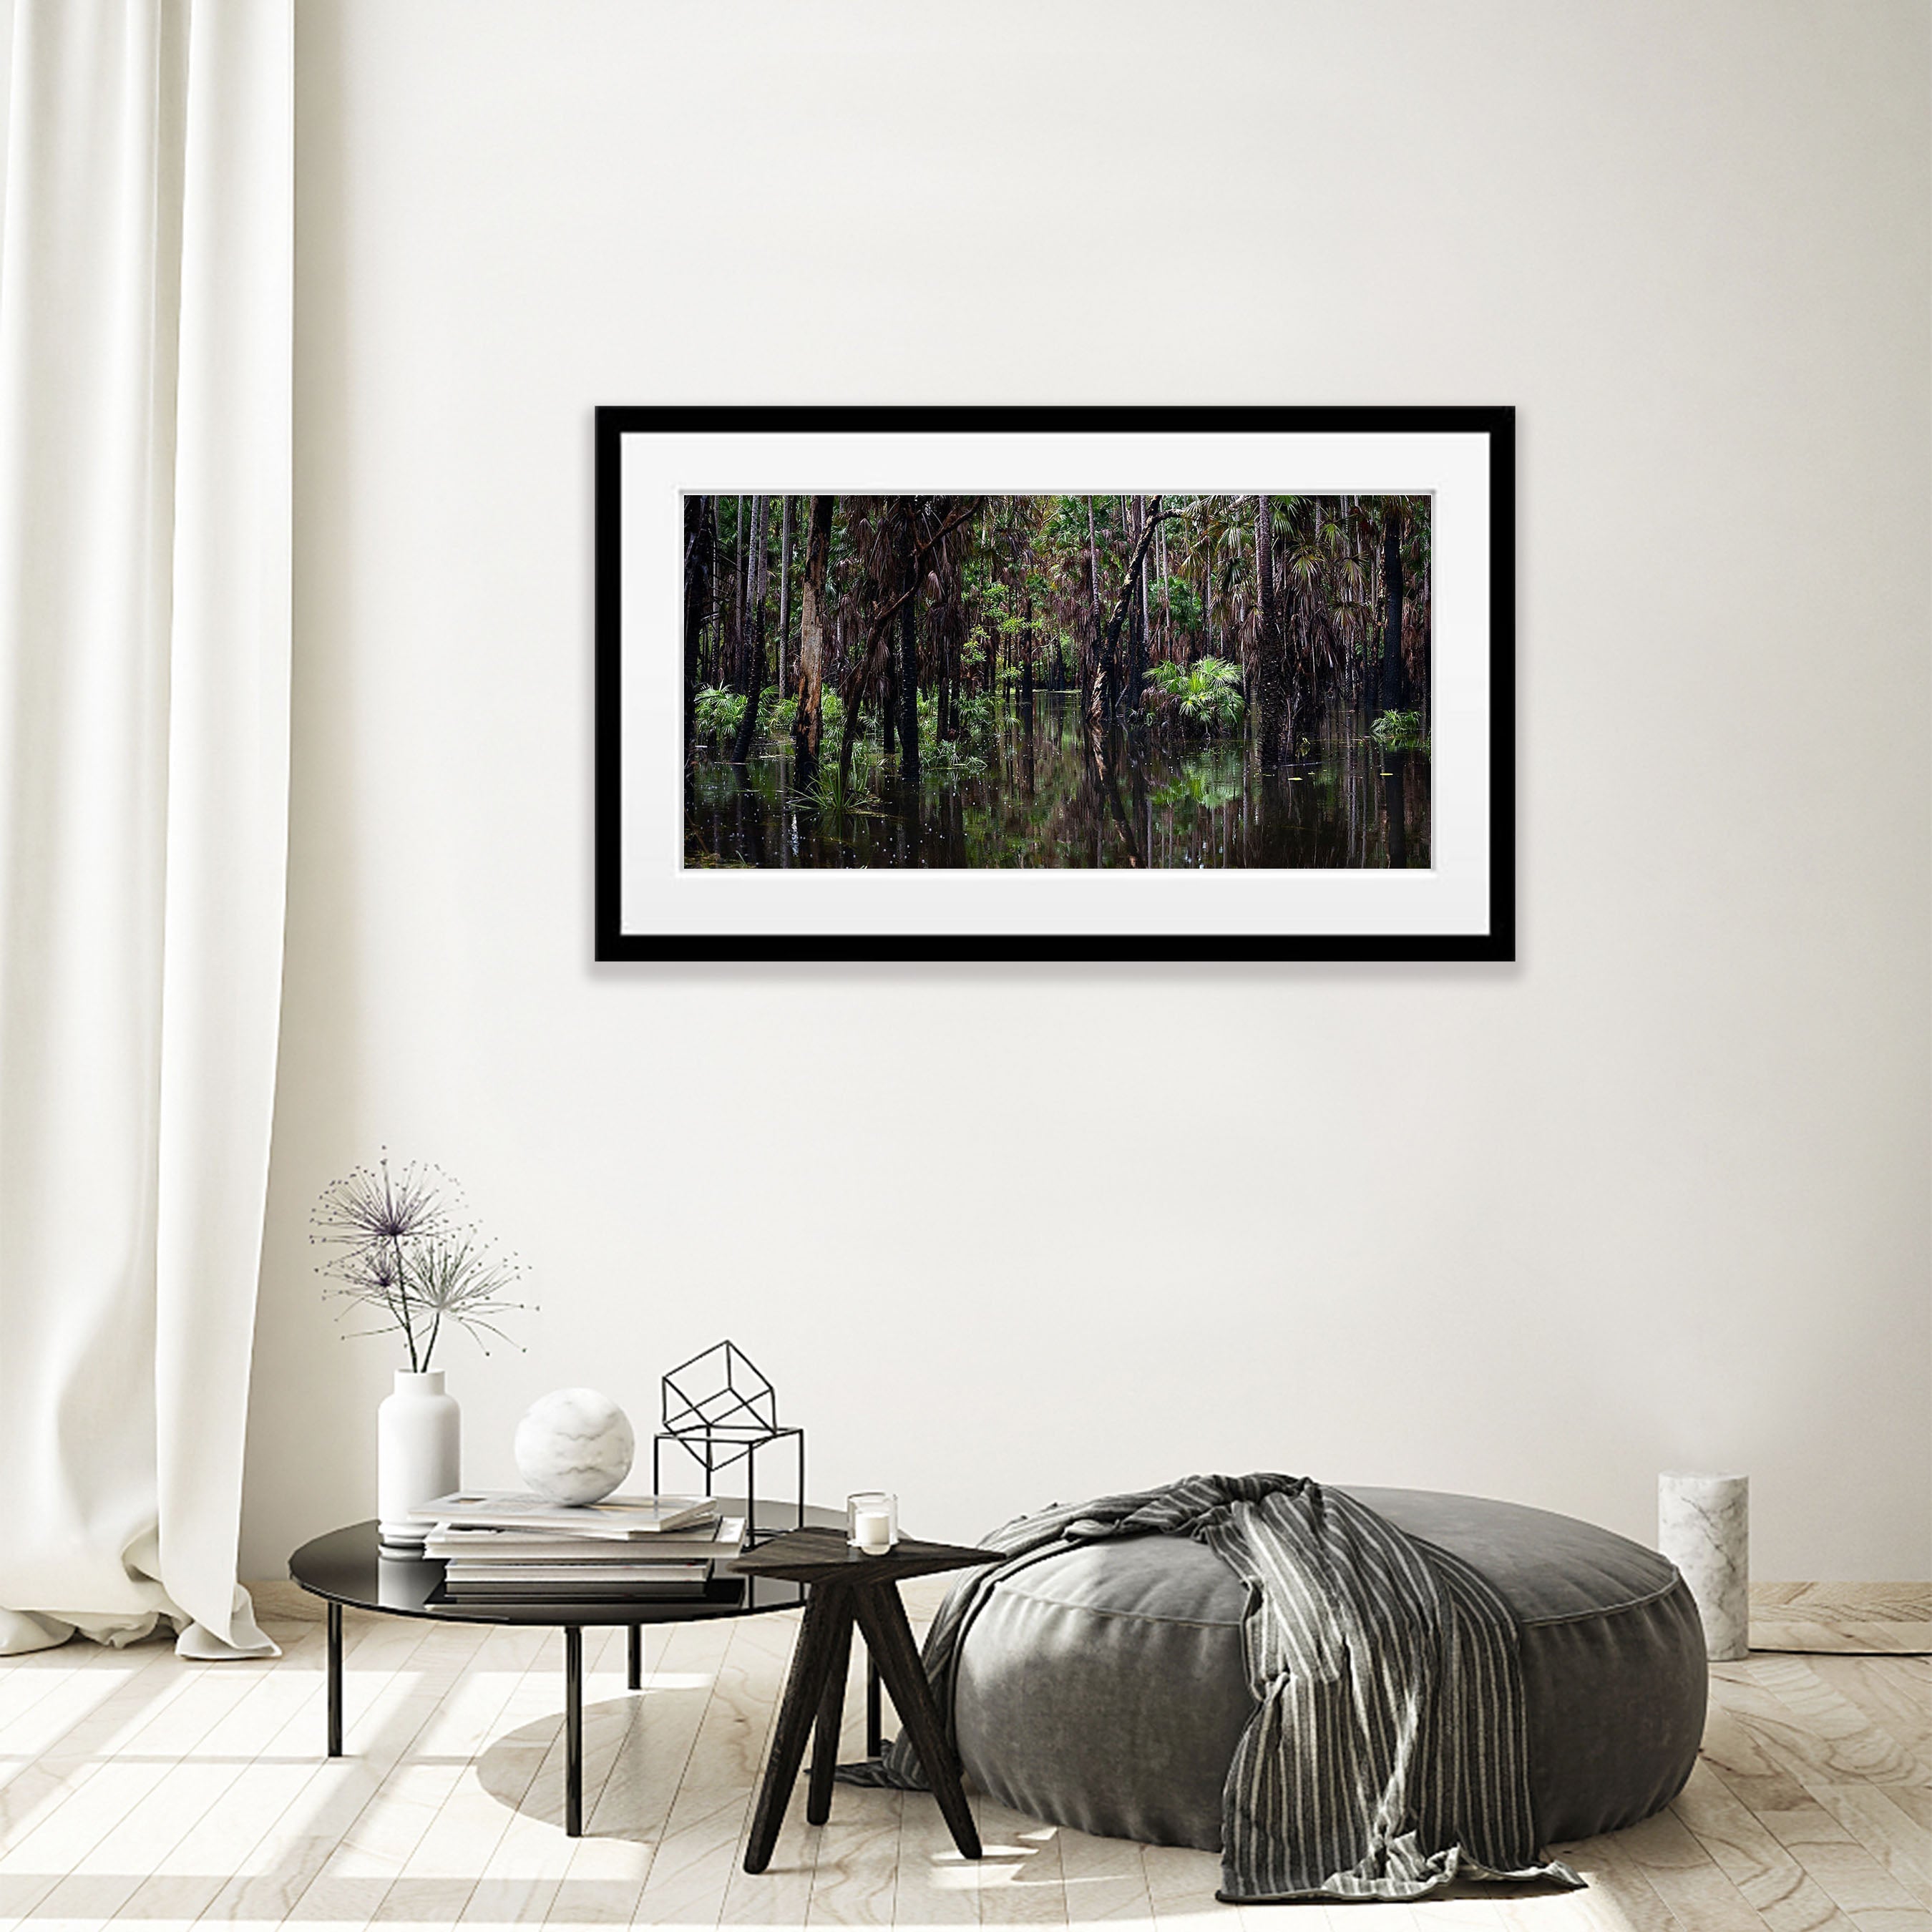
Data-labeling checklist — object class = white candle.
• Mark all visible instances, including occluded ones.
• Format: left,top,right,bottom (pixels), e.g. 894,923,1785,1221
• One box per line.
855,1508,892,1553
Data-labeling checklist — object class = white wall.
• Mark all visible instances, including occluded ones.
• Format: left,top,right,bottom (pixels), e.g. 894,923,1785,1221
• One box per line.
243,0,1932,1582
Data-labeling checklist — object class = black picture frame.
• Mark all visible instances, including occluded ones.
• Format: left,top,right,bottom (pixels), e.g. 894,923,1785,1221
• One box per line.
595,404,1514,963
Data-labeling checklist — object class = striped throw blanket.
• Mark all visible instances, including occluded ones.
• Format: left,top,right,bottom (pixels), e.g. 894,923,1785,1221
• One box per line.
848,1473,1584,1904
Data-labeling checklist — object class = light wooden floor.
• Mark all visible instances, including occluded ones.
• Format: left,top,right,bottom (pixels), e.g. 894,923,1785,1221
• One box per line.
0,1581,1925,1931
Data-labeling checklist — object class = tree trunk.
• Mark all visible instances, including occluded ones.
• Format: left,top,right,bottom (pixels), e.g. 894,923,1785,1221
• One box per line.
1085,496,1103,709
1020,577,1034,711
792,495,833,789
1255,494,1287,763
1203,539,1214,662
988,567,1001,693
1085,499,1169,765
731,494,767,763
683,494,712,772
708,506,721,692
733,495,746,690
1157,519,1171,658
830,499,970,792
776,496,792,701
1380,506,1405,713
898,573,919,781
1126,495,1148,714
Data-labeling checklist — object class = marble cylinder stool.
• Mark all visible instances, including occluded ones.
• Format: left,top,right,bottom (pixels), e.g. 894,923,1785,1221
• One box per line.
1658,1472,1749,1662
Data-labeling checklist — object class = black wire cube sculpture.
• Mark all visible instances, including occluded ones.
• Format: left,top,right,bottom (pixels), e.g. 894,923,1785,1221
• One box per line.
653,1341,804,1546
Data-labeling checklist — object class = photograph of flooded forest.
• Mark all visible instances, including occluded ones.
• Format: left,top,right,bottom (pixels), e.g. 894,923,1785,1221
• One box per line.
683,492,1430,870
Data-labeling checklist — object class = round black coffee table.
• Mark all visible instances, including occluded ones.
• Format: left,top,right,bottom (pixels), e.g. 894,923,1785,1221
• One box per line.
290,1499,846,1835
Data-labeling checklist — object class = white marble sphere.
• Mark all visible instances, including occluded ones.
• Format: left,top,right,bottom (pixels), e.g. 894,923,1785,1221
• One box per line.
514,1389,635,1505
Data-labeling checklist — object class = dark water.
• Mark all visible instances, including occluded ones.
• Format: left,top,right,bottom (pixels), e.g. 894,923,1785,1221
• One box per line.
686,693,1429,870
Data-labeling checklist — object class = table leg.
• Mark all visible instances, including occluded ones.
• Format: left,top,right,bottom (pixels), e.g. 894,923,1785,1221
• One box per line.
852,1588,980,1860
806,1594,854,1826
326,1601,343,1757
564,1626,584,1837
866,1650,882,1757
743,1586,847,1874
628,1624,643,1692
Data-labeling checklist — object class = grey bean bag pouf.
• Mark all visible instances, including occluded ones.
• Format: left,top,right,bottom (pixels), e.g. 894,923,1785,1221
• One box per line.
952,1486,1706,1853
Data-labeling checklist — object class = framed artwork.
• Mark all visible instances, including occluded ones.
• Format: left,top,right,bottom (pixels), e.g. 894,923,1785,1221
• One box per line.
595,405,1513,962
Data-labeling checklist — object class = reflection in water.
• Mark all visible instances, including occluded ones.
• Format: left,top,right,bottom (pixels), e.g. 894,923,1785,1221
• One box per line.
1383,748,1408,870
686,693,1429,871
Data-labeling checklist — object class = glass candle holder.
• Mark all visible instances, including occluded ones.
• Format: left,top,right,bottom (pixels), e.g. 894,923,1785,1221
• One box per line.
847,1491,898,1553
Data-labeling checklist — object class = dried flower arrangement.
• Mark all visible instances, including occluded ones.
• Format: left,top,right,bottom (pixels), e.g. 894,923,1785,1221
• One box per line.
310,1153,529,1370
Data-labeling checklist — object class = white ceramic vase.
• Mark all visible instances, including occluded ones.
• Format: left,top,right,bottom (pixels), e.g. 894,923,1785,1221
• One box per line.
378,1369,460,1548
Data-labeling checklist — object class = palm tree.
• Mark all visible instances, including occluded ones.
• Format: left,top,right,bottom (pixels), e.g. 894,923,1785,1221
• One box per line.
1254,493,1288,761
1380,500,1404,714
1084,495,1171,762
776,496,792,701
1176,496,1246,666
1007,497,1045,704
791,495,834,789
831,496,974,791
1126,494,1151,714
730,494,769,764
683,494,714,773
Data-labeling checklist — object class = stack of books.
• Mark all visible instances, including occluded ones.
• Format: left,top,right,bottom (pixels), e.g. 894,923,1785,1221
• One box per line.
419,1492,745,1601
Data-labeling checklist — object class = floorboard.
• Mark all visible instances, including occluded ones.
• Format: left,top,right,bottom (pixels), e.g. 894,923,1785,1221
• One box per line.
0,1580,1921,1929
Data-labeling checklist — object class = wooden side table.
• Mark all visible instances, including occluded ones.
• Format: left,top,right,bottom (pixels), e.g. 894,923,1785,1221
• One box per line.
729,1527,1002,1874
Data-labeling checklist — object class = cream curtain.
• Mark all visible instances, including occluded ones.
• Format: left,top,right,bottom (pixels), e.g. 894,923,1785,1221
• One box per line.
0,0,291,1655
